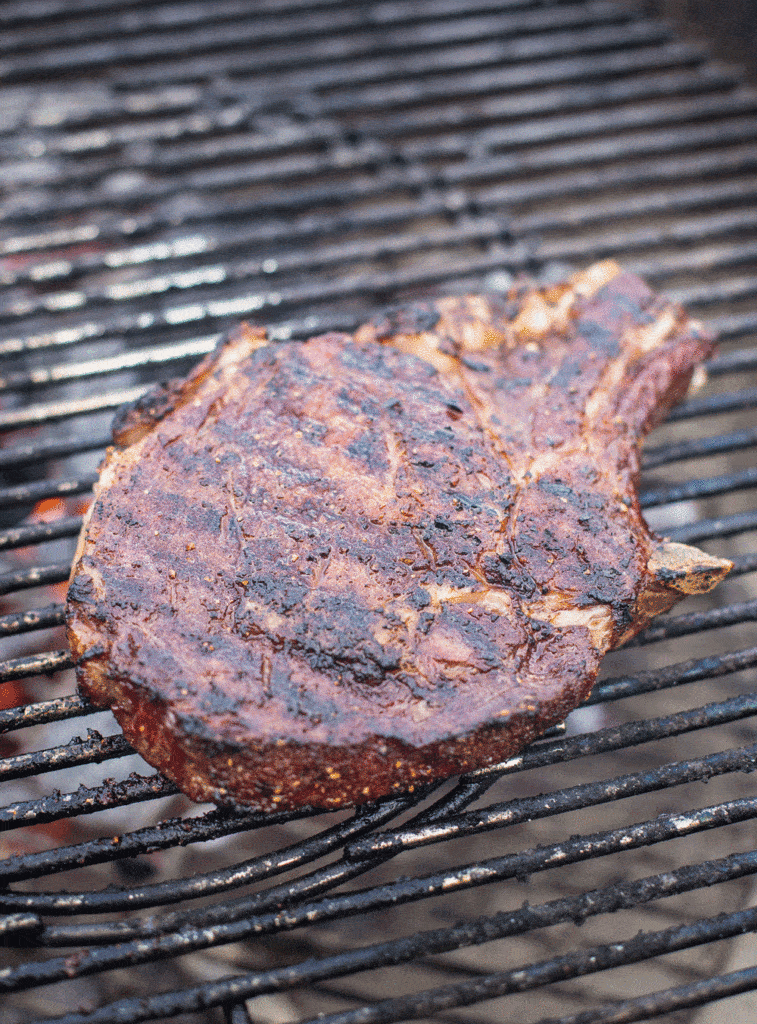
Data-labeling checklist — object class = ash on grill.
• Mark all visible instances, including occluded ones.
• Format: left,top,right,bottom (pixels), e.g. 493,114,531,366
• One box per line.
1,2,757,1024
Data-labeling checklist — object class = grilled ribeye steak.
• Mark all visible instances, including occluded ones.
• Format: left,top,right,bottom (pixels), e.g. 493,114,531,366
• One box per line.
67,260,731,811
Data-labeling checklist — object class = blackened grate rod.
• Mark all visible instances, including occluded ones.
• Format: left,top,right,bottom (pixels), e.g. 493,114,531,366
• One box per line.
346,744,757,858
0,603,66,637
2,691,756,915
290,904,757,1024
533,967,757,1024
3,739,756,952
671,511,757,545
0,803,298,887
0,1,638,86
18,867,757,1024
643,428,757,468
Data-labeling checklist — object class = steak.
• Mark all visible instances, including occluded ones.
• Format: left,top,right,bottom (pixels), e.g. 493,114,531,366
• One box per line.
66,260,731,812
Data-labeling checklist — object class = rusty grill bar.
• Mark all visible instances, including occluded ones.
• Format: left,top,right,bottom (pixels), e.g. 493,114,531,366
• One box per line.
1,1,757,1022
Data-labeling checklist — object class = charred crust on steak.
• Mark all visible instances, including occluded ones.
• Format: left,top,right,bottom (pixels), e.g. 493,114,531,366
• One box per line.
368,302,442,340
112,324,268,447
67,260,732,812
111,376,187,448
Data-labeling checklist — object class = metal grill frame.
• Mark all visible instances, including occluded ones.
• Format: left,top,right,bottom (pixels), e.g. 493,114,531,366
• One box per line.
1,2,757,1022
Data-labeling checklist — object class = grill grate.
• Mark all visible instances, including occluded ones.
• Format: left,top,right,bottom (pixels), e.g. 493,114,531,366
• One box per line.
1,1,757,1022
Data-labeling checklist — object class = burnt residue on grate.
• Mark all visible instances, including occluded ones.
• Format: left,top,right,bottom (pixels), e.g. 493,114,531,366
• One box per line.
1,1,757,1023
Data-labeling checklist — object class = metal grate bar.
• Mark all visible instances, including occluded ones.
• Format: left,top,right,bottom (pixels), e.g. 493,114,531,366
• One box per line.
0,388,147,433
469,693,757,780
4,162,745,291
313,38,699,116
2,276,756,428
1,218,512,325
443,117,757,190
3,266,756,401
11,740,745,952
3,220,755,371
663,387,757,423
675,275,757,309
536,966,757,1024
346,744,757,858
1,815,754,1005
0,746,566,888
0,603,66,638
477,143,757,226
0,4,369,58
406,93,757,167
23,779,491,947
0,732,133,783
643,428,757,469
0,650,71,683
0,563,74,597
535,206,757,270
277,41,699,119
0,68,732,220
0,783,457,893
669,510,757,545
0,434,110,470
114,21,673,93
4,239,757,405
7,72,747,234
0,325,113,359
700,310,757,343
0,336,216,393
631,599,757,646
291,904,757,1024
0,694,100,735
18,863,757,1024
0,0,626,85
587,647,757,707
0,772,178,831
0,804,299,886
514,174,757,237
345,62,735,140
7,810,757,972
2,789,450,920
0,516,82,552
707,347,757,376
0,0,356,28
223,1003,254,1024
0,64,735,260
0,475,97,510
0,71,733,240
4,691,754,914
640,467,757,508
0,84,208,141
6,69,750,208
637,281,757,327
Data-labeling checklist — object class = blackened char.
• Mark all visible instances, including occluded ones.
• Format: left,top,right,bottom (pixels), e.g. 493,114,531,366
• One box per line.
66,261,731,811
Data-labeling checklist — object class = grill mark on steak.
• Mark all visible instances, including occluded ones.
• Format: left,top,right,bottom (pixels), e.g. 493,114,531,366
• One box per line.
67,260,732,811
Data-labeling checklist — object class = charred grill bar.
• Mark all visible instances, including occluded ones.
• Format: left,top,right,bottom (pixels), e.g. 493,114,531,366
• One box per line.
1,1,757,1022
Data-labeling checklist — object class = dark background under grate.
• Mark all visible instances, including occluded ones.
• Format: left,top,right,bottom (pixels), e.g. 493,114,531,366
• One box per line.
0,2,756,1022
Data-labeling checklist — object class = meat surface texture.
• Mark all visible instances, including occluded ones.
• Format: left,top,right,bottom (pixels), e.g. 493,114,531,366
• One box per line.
67,260,732,811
